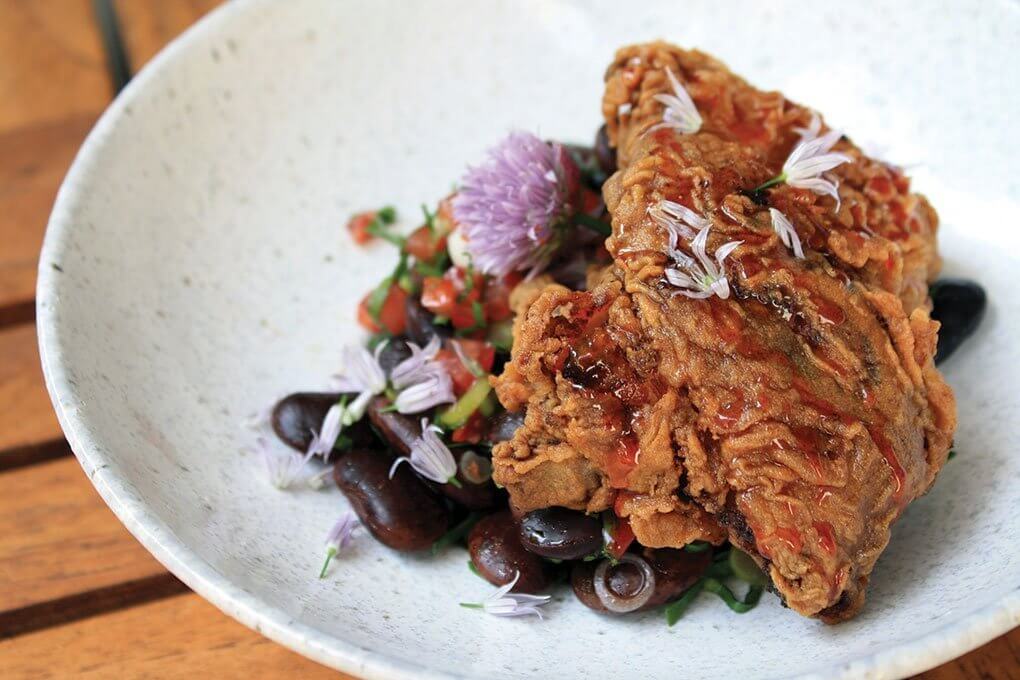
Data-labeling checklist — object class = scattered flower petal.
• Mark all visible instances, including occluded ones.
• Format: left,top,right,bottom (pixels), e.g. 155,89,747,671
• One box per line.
389,419,457,484
307,400,345,460
646,68,702,136
254,437,314,490
452,131,579,277
460,571,551,619
319,511,359,578
648,199,711,251
793,111,822,140
306,467,334,490
663,226,742,300
769,208,805,259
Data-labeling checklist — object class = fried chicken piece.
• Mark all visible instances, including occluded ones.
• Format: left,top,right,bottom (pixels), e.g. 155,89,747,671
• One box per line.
492,42,955,622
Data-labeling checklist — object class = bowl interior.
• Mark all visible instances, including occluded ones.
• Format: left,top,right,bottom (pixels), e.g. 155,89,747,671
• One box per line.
39,1,1020,678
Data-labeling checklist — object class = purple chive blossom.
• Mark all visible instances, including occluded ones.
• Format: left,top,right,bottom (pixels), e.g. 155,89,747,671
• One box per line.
452,131,579,277
389,419,459,486
319,512,359,578
769,208,805,259
646,68,703,136
333,343,387,426
460,571,552,619
648,199,711,251
664,226,742,300
254,437,314,490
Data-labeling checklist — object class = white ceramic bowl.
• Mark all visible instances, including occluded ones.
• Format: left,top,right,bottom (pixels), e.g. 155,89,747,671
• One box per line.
38,1,1020,677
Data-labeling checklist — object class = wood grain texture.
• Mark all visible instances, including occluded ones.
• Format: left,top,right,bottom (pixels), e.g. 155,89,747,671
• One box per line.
0,593,351,680
0,323,63,454
915,630,1020,680
0,114,97,321
114,0,223,69
0,457,166,614
0,0,110,134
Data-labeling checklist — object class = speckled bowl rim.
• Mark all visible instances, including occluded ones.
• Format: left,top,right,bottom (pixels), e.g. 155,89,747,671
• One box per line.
35,0,1020,677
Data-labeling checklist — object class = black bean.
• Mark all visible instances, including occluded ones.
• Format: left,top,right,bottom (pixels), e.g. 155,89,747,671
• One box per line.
930,279,987,364
571,547,711,613
468,511,553,593
366,396,420,455
405,295,451,346
271,392,373,452
333,448,450,551
486,410,524,444
519,507,603,560
376,338,412,377
595,124,617,176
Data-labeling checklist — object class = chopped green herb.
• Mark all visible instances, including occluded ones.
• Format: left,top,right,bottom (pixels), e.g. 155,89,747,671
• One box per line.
455,301,488,336
703,578,763,613
366,277,393,324
432,314,451,326
683,541,711,553
365,206,404,246
377,206,397,224
468,559,483,577
422,204,436,233
664,580,706,626
572,212,612,236
947,448,957,460
486,319,514,352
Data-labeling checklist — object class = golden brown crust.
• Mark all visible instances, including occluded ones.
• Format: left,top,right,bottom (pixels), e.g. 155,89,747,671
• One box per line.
492,42,956,623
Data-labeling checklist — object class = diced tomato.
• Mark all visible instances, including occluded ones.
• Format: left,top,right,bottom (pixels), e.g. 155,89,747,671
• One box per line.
482,272,522,322
420,269,484,329
434,195,457,236
405,225,447,263
580,186,603,215
357,295,381,332
357,284,408,335
346,211,377,245
451,338,495,373
605,515,635,559
434,340,495,395
434,349,475,394
451,412,486,444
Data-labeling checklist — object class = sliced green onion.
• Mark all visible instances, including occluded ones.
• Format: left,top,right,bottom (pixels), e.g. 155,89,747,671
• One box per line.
478,390,499,418
572,212,612,236
702,578,763,613
431,512,481,555
664,580,705,626
365,206,404,246
436,378,492,430
683,540,711,553
729,549,769,587
365,277,393,324
486,319,514,352
705,559,734,579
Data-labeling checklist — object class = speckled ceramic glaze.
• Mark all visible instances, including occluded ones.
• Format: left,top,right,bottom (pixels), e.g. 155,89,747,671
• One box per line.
37,1,1020,677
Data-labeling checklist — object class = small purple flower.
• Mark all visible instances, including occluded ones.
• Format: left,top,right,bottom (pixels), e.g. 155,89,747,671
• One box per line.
254,437,314,490
394,369,454,414
319,512,359,578
389,419,458,485
769,208,805,259
389,335,442,390
664,226,742,300
307,400,345,460
333,343,387,425
453,131,579,277
460,571,551,619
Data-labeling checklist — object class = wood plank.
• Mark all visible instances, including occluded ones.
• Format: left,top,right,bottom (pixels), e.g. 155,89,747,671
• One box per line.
0,0,111,134
114,0,223,70
0,323,64,457
1,593,349,680
916,629,1020,680
0,115,97,323
0,457,167,617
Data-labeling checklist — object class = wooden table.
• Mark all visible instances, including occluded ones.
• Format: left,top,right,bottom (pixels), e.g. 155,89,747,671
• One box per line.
0,2,1015,678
